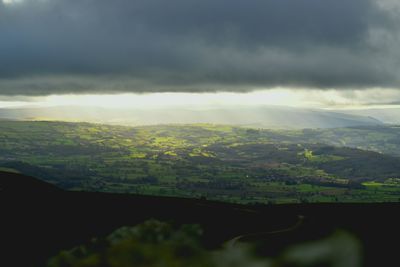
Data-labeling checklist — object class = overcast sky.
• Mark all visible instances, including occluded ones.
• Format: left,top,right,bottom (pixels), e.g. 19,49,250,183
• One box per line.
0,0,400,106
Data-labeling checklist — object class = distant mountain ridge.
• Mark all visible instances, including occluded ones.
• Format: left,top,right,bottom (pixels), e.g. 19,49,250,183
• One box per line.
334,108,400,124
0,106,383,129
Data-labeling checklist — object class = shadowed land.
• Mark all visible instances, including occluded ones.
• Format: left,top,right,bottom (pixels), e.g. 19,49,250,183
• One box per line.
1,171,400,266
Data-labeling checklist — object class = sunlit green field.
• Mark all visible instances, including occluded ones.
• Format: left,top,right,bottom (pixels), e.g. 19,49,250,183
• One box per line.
1,120,400,203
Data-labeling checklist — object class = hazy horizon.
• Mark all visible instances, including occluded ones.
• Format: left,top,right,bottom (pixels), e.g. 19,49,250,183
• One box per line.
2,0,400,116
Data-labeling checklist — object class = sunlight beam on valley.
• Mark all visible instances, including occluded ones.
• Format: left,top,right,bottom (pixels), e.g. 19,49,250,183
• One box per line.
1,88,400,110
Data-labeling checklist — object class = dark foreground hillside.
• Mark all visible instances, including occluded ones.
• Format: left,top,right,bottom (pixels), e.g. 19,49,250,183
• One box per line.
1,171,400,266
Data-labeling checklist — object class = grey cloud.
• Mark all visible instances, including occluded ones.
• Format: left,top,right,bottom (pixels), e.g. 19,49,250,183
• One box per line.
0,0,399,95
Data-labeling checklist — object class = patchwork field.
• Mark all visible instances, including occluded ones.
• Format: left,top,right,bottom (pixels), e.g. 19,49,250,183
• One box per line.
1,120,400,203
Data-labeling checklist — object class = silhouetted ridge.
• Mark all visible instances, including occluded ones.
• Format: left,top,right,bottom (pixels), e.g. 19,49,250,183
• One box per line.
0,171,62,195
1,171,400,267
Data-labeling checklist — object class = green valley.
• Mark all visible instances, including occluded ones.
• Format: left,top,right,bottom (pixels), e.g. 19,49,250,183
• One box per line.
1,120,400,203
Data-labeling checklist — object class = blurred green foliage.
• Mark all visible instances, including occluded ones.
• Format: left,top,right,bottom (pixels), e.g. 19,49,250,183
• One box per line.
46,220,362,267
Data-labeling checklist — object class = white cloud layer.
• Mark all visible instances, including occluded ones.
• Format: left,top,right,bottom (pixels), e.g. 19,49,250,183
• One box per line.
2,89,400,110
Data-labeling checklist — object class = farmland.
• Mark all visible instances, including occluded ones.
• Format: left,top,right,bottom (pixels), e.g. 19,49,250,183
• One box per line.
1,120,400,203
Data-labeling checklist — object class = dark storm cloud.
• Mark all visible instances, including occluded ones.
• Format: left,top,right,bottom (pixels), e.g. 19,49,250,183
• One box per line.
0,0,399,95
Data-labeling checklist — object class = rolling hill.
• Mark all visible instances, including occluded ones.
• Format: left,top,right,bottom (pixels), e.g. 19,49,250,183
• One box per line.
1,121,400,203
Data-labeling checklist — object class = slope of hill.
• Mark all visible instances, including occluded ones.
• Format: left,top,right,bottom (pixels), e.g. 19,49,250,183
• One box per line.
337,108,400,124
0,171,61,195
1,171,400,267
